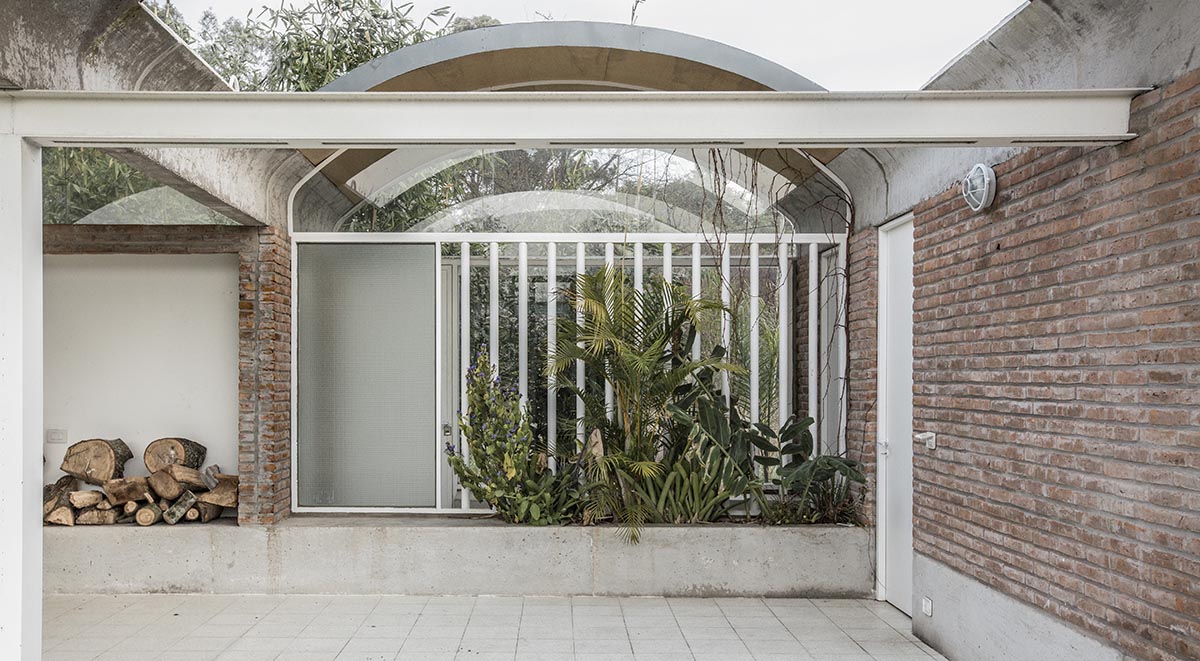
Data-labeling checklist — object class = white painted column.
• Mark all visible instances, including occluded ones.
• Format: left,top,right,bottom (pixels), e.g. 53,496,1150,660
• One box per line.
0,136,44,661
517,242,529,406
546,242,557,472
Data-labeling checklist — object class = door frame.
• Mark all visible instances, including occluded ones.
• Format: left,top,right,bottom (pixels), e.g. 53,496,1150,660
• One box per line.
874,212,915,603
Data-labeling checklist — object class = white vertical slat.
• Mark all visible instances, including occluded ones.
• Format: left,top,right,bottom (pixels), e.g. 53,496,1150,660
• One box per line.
489,241,499,370
546,242,557,472
517,242,529,406
633,242,644,292
459,241,471,510
434,243,443,510
663,242,673,284
691,242,702,361
575,242,586,444
721,242,732,404
749,243,760,424
778,242,790,429
837,239,849,455
604,242,614,420
808,243,819,455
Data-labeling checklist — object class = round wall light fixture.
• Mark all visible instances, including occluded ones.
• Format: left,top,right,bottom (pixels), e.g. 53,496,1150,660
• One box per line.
961,163,997,212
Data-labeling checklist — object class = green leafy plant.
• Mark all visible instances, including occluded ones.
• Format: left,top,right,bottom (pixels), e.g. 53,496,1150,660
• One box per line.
447,352,577,525
756,417,866,525
548,266,733,541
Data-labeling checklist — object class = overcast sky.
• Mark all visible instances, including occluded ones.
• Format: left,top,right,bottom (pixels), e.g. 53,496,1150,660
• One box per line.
172,0,1028,90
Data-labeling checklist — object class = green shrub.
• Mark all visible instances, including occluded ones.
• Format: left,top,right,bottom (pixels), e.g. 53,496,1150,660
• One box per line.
447,353,577,525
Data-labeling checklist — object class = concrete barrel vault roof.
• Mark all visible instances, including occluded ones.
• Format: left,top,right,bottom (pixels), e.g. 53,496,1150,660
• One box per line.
306,21,843,223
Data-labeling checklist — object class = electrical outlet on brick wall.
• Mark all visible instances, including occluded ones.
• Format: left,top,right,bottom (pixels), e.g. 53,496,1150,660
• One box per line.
915,432,936,450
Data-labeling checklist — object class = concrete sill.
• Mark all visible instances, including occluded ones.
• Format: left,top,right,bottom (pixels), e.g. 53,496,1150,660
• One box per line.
44,520,871,597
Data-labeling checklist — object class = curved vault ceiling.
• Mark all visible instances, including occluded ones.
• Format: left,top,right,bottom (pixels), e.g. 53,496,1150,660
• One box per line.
305,21,843,226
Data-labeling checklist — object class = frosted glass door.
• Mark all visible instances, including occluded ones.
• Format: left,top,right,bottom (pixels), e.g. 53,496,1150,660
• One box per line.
297,243,436,507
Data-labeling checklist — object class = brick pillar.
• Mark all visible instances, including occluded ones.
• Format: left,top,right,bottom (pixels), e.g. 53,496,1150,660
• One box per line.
844,227,879,525
237,225,292,525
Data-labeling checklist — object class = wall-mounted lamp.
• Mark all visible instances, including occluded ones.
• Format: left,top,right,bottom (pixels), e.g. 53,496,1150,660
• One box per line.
961,163,997,212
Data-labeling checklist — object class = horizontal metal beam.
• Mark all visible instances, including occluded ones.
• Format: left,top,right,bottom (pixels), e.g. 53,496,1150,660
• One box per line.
0,89,1142,148
291,231,844,244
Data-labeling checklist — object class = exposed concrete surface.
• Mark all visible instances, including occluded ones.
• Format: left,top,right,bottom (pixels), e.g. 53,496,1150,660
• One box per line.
0,1,351,228
912,554,1124,661
44,520,871,597
832,0,1200,228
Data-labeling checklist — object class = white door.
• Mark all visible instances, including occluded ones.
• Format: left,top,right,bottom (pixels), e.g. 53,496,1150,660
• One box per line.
878,216,915,614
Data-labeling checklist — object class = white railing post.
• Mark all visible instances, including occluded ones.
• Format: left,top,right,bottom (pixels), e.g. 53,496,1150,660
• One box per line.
460,241,471,510
691,242,702,361
633,242,644,293
778,242,790,429
604,242,615,420
489,242,499,371
663,242,673,285
575,242,586,444
518,242,529,406
808,243,819,455
434,243,444,510
837,238,849,455
749,243,760,424
721,243,732,404
546,242,557,472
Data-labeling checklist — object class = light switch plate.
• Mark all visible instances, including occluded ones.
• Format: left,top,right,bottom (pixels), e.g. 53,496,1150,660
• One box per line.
915,431,936,450
921,596,933,617
46,429,68,444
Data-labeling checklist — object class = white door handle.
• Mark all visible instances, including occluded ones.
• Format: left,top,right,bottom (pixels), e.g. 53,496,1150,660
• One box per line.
879,439,890,456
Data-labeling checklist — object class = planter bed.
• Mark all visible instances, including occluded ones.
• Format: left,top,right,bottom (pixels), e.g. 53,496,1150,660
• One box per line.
44,516,872,597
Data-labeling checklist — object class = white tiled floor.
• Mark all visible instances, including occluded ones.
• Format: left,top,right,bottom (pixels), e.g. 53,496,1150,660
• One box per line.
43,594,947,661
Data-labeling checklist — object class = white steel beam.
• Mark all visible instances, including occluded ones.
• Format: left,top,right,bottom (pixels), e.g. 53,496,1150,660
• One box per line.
2,89,1141,148
663,242,672,284
575,242,585,444
691,243,702,361
721,243,732,404
749,243,760,424
0,136,43,661
808,244,819,454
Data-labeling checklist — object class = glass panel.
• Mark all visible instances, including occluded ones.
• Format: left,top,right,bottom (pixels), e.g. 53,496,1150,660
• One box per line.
297,243,437,507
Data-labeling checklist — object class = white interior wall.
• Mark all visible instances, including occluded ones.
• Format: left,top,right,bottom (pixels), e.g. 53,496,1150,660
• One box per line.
42,254,239,485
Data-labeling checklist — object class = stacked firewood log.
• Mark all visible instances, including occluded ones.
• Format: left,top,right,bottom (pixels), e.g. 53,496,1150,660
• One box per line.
43,437,237,527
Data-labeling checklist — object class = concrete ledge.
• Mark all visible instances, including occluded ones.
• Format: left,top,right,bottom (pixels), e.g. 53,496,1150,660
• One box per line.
45,518,871,597
912,554,1122,661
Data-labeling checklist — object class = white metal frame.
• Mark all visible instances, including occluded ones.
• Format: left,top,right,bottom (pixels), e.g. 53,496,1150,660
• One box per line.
875,212,916,602
0,86,1140,658
289,231,841,513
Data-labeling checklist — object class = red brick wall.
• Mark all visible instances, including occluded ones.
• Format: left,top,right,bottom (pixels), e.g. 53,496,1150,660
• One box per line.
910,69,1200,660
45,224,293,524
845,229,879,525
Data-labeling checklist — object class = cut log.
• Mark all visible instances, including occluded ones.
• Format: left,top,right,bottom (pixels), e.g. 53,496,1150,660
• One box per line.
144,438,206,474
197,473,238,508
135,502,163,526
104,477,151,505
195,502,223,523
163,491,198,525
43,476,75,518
163,464,208,491
45,505,75,526
76,508,118,525
202,464,222,490
123,501,141,515
147,470,183,500
184,508,200,522
60,438,133,485
96,499,113,511
68,490,105,509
